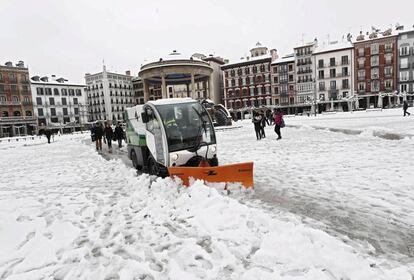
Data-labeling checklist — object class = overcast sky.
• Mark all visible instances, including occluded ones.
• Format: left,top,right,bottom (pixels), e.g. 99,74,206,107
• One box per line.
1,0,413,83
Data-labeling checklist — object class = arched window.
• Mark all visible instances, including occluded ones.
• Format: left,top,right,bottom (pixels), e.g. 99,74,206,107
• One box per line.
25,111,32,116
12,96,19,102
2,111,8,117
54,88,59,95
14,111,21,116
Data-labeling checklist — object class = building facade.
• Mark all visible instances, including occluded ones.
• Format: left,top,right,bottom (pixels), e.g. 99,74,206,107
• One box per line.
353,30,398,109
30,75,88,131
0,61,37,137
221,42,277,109
132,77,145,105
85,66,133,122
270,54,296,114
313,41,355,112
398,29,414,102
294,41,316,107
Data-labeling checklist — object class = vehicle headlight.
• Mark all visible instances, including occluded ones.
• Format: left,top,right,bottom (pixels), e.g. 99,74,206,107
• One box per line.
171,153,179,161
211,145,217,152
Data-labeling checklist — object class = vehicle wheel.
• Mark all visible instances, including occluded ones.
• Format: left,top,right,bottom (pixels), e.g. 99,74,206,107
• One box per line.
215,109,228,126
130,150,142,170
147,156,159,176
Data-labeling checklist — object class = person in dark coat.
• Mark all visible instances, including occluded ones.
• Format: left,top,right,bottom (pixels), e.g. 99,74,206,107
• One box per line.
114,122,124,148
252,111,262,140
44,128,52,144
274,108,284,140
403,101,411,116
260,112,266,138
104,122,113,152
92,122,103,151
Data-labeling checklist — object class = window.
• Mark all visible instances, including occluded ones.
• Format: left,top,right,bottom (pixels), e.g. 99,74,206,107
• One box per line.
385,53,392,64
358,58,365,68
385,80,392,89
273,76,278,83
358,70,365,79
37,108,44,117
12,96,19,102
74,108,79,115
73,98,78,105
330,81,337,90
36,97,42,105
401,58,409,68
37,87,44,95
69,89,75,96
371,68,379,79
245,67,250,74
288,64,293,71
319,82,325,91
342,79,349,89
318,59,324,68
13,111,21,117
274,87,279,94
341,55,349,65
49,97,55,105
358,82,365,91
400,46,409,56
371,56,379,66
62,89,68,96
371,43,379,55
253,66,257,73
372,80,380,92
401,84,408,93
342,67,348,76
329,58,336,67
329,69,336,78
45,88,52,95
385,67,392,76
50,108,56,116
400,71,409,81
54,88,60,95
318,70,324,79
358,48,365,56
76,89,82,96
62,98,67,105
63,108,68,116
289,75,293,82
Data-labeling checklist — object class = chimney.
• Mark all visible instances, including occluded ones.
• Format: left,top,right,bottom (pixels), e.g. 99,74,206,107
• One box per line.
5,61,12,67
125,70,131,76
270,49,278,61
16,61,25,68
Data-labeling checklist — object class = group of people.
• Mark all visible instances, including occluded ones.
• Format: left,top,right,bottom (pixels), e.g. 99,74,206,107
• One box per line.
91,122,124,152
252,108,284,140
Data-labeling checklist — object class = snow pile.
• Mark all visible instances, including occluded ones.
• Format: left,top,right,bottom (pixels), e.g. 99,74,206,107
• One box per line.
0,138,411,279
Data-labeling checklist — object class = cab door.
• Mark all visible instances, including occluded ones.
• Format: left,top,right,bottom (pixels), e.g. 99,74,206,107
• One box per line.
144,106,166,166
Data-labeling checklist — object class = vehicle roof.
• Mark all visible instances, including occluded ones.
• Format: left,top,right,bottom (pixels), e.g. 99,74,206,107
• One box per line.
148,98,197,106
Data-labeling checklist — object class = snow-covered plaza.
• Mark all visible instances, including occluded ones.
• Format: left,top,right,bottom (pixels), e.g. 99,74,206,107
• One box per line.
0,108,413,279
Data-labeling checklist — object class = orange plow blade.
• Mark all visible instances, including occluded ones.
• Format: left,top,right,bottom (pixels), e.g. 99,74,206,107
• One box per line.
168,162,254,188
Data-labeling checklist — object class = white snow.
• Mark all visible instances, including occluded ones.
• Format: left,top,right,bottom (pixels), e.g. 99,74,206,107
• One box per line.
0,108,413,279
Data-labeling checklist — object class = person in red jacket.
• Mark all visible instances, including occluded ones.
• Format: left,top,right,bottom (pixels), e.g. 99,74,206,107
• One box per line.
274,108,284,140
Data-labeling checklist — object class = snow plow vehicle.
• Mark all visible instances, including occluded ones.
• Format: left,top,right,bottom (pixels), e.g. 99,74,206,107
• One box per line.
125,98,253,188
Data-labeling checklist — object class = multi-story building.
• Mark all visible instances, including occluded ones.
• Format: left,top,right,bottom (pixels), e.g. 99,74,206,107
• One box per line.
132,77,145,105
397,28,414,103
313,41,354,112
30,75,88,131
294,40,317,108
270,54,296,114
85,66,133,122
0,61,37,137
353,29,398,109
221,42,277,109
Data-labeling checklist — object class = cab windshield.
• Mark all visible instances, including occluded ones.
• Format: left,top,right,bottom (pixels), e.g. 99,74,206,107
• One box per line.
156,102,216,152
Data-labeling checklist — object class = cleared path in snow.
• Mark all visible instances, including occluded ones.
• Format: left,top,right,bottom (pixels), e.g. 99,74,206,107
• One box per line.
217,114,414,270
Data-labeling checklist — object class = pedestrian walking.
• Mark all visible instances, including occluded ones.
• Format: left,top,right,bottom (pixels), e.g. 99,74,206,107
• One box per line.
274,108,284,140
403,101,411,116
104,122,113,152
114,122,124,148
260,112,266,138
44,128,52,144
91,122,103,151
252,111,262,140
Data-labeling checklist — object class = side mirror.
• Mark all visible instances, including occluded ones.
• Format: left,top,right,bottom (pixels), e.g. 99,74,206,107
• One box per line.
141,112,149,123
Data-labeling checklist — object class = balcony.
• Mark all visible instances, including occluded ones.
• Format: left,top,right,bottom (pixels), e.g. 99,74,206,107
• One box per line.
297,69,313,74
0,101,21,106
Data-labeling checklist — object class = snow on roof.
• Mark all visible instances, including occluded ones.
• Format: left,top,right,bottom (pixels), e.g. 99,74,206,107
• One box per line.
30,75,85,87
313,41,353,54
224,53,272,68
352,28,399,43
271,54,295,65
149,98,196,106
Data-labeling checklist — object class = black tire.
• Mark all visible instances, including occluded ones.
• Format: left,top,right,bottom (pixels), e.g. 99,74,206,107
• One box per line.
147,156,159,176
130,150,142,170
214,109,228,126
